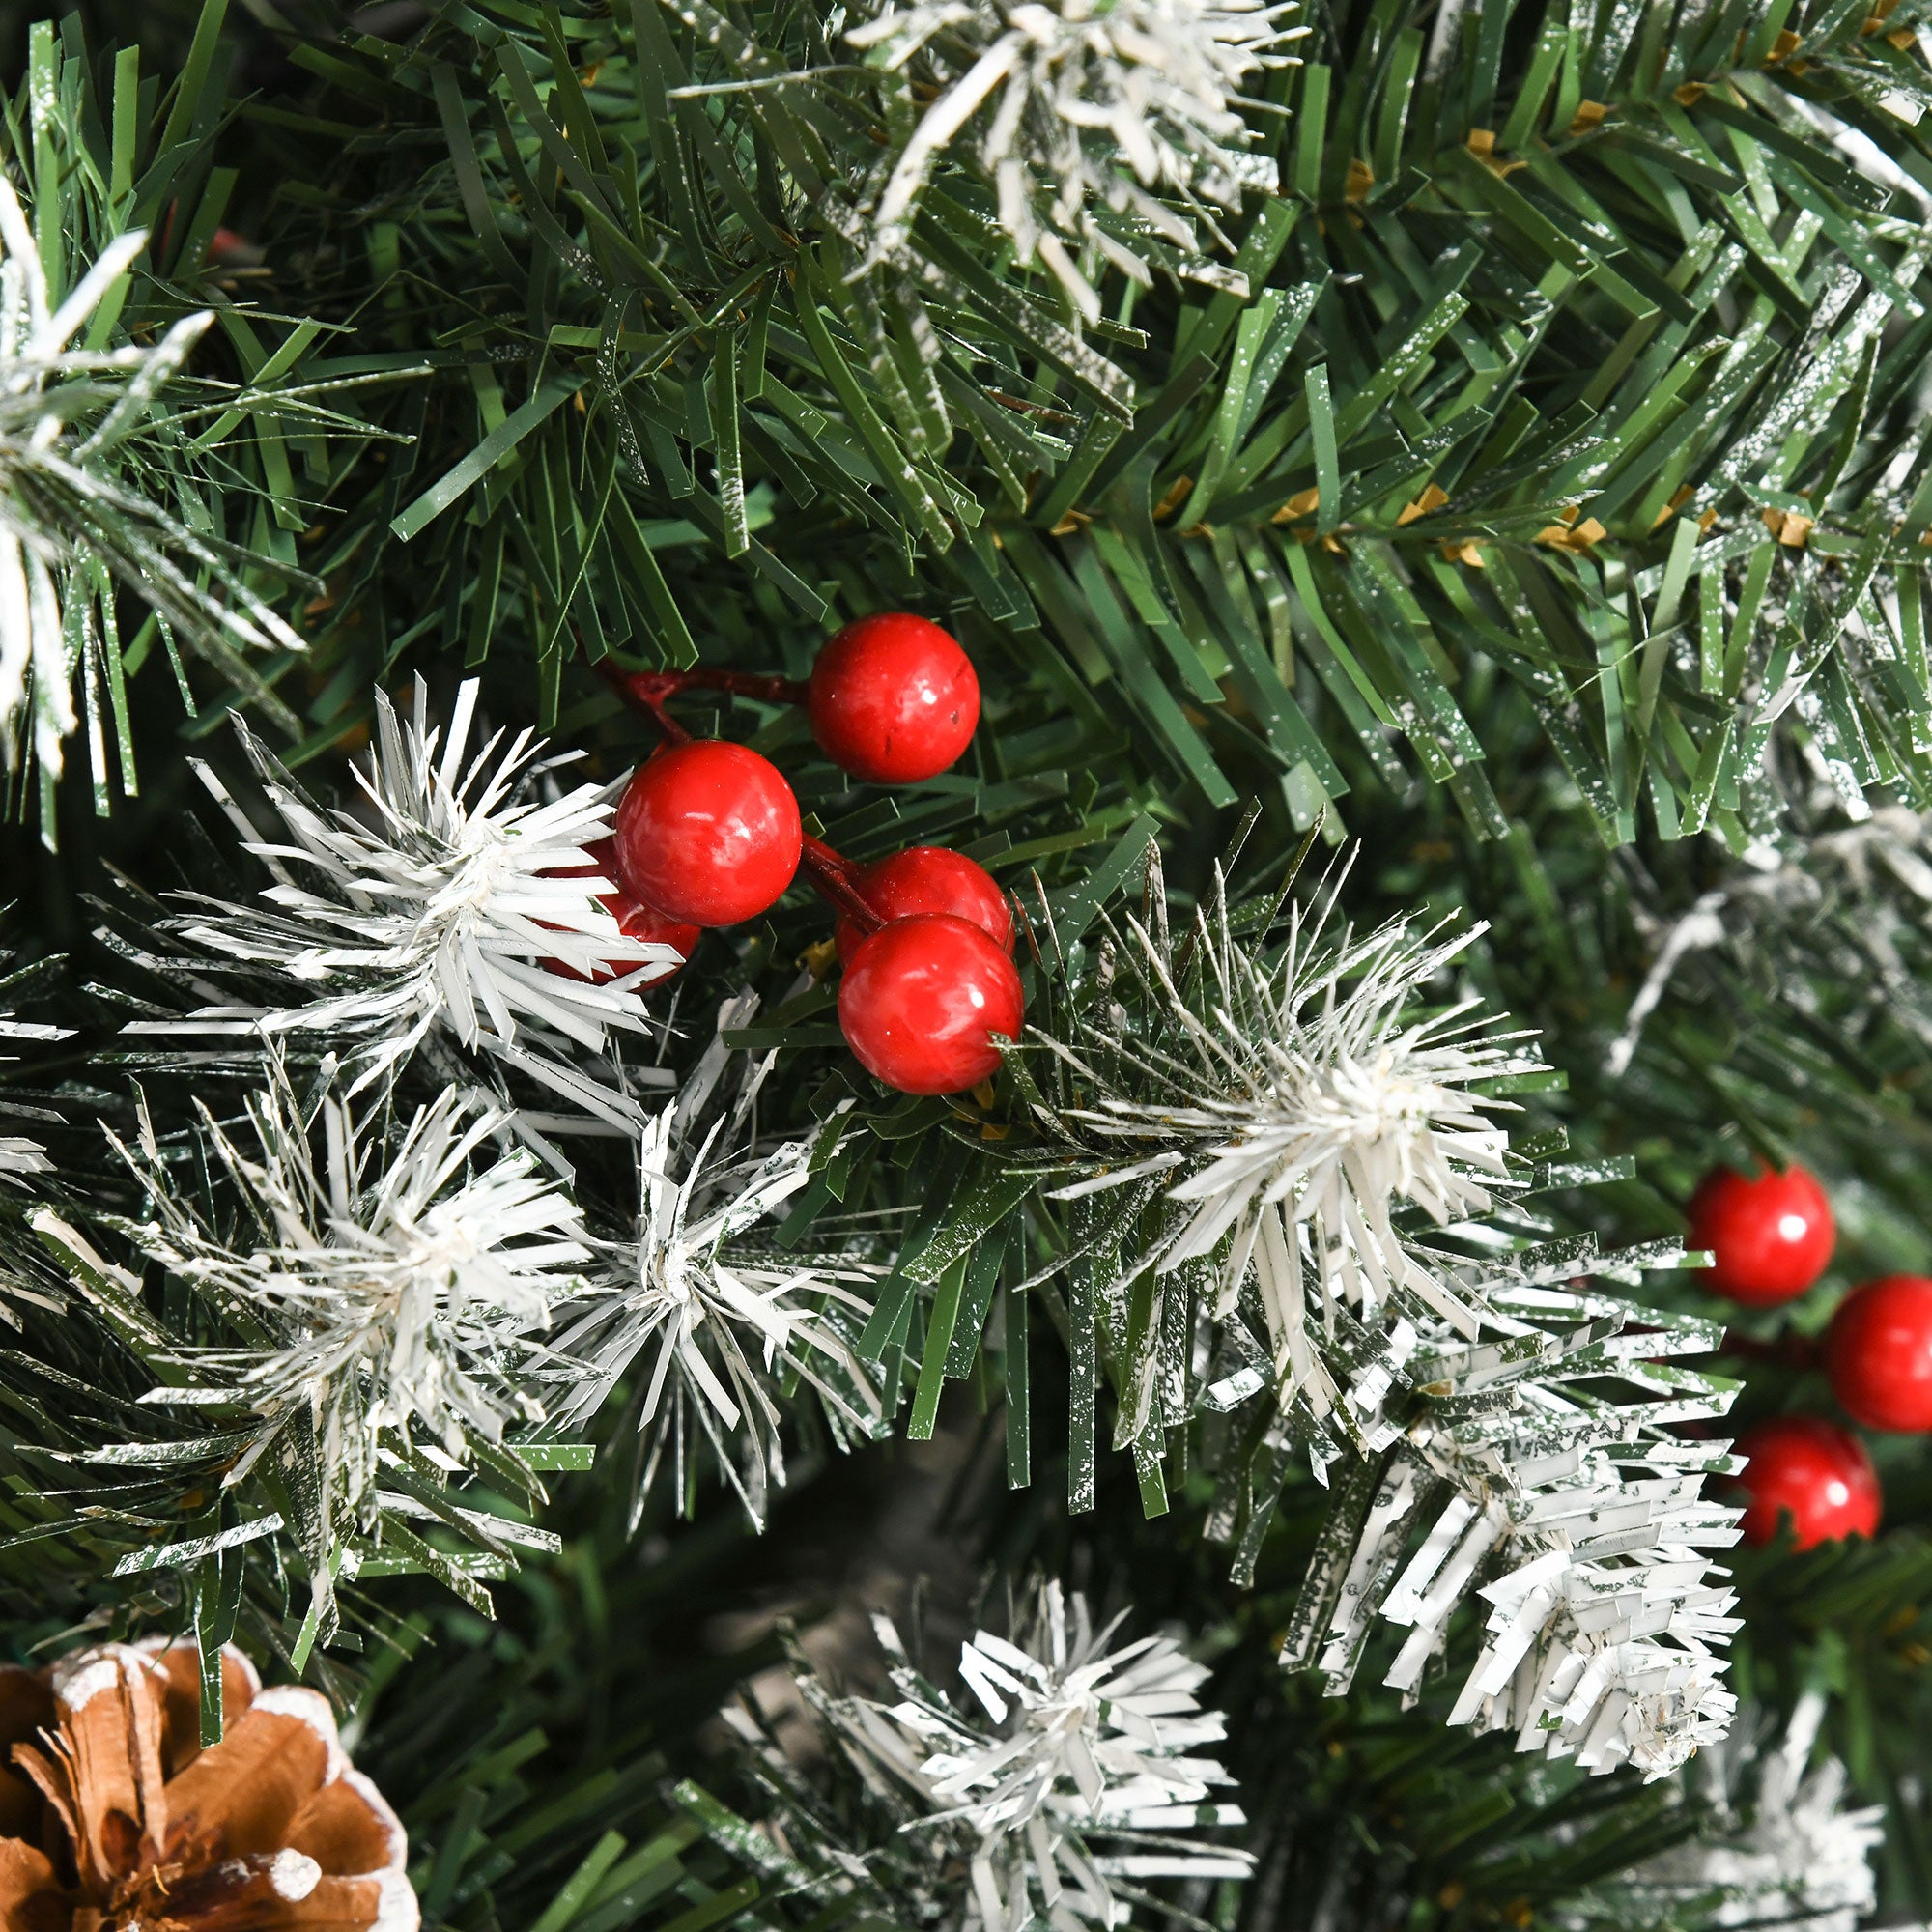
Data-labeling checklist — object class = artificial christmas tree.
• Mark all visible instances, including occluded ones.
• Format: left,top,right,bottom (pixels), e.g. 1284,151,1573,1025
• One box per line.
4,0,1932,1928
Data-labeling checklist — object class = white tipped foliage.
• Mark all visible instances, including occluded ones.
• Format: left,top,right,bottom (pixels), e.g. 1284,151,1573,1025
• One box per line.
0,1011,70,1184
130,678,679,1123
109,1064,591,1537
847,0,1303,316
1598,1692,1884,1929
0,181,302,807
819,1581,1252,1932
0,1135,50,1184
1028,850,1744,1776
1038,866,1548,1444
551,1088,883,1530
1287,1267,1743,1780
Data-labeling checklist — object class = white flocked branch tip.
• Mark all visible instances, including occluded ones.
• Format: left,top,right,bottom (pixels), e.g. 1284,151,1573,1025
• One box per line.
1607,803,1932,1076
846,0,1307,315
0,1010,71,1186
0,177,304,807
125,677,680,1126
1597,1691,1886,1931
1043,895,1546,1346
549,1053,885,1531
1026,849,1746,1776
110,1059,593,1532
819,1579,1253,1931
1278,1256,1746,1781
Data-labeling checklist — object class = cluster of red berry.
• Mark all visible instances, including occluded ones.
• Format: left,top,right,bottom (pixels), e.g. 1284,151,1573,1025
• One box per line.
563,612,1024,1097
1689,1162,1932,1551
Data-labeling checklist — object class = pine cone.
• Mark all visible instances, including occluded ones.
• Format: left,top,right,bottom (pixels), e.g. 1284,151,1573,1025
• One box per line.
0,1638,416,1932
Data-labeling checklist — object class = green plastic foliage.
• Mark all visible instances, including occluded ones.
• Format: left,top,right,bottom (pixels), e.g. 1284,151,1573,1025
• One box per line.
205,0,1932,863
0,11,412,832
11,0,1932,1911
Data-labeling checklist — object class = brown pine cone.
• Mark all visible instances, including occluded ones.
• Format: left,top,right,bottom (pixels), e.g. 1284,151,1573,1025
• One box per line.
0,1638,415,1932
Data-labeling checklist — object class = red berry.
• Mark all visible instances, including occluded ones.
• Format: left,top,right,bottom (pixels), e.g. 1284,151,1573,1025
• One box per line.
1827,1274,1932,1431
809,613,980,784
1687,1162,1834,1306
838,913,1024,1095
1732,1415,1881,1548
542,838,699,984
613,741,801,927
834,847,1013,964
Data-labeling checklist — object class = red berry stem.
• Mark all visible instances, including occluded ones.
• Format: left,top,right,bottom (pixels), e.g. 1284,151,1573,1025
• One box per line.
607,664,810,726
600,662,694,745
799,835,883,935
667,666,810,705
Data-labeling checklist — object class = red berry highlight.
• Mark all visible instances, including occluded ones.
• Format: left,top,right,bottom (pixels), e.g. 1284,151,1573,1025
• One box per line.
613,741,801,927
1733,1414,1881,1549
834,847,1013,964
1687,1162,1834,1306
809,613,980,784
838,913,1023,1095
1827,1273,1932,1432
542,838,699,984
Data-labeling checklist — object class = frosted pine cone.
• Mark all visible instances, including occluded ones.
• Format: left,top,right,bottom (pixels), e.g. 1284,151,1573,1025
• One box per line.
0,1639,415,1932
